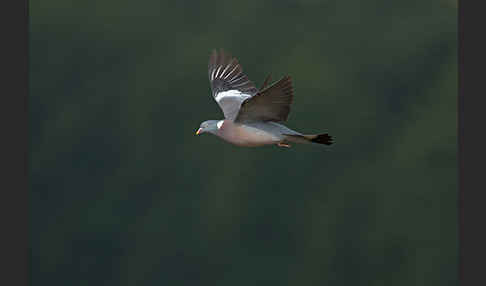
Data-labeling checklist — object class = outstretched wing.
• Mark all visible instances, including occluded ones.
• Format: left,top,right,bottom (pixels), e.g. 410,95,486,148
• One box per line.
234,75,294,123
208,49,258,120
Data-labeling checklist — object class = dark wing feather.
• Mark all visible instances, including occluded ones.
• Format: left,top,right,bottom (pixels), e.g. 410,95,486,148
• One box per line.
259,74,272,91
234,75,294,123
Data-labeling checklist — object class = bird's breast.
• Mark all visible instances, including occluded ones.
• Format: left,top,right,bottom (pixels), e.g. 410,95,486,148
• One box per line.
216,121,281,147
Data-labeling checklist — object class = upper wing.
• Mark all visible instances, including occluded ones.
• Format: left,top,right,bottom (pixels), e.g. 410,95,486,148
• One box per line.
208,49,258,120
234,75,294,123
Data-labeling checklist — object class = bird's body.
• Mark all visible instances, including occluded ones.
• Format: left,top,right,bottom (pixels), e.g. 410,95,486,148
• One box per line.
196,49,334,148
209,120,300,147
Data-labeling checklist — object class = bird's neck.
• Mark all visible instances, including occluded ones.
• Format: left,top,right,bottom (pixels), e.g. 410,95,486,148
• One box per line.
211,119,232,137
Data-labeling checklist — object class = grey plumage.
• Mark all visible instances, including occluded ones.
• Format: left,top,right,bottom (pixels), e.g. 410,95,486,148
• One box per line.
197,49,333,148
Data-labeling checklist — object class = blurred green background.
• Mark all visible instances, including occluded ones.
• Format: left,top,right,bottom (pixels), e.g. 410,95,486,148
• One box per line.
29,0,457,285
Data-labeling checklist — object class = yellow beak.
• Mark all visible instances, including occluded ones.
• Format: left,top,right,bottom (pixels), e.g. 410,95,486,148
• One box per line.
196,128,202,135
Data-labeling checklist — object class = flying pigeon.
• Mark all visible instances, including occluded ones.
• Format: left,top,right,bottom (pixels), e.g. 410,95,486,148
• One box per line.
196,48,334,148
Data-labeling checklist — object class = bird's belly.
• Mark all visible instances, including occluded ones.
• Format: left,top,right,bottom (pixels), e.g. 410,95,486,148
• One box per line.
221,124,280,147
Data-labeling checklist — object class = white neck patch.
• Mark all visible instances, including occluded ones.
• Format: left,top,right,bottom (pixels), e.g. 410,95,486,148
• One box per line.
217,120,224,129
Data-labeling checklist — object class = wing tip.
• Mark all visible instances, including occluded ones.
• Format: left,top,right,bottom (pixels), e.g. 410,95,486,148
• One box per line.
208,49,258,95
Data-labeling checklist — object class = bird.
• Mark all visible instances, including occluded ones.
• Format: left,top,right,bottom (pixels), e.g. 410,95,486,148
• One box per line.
196,48,334,148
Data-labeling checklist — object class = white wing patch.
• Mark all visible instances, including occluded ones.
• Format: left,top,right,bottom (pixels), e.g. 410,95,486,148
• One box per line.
214,89,250,103
214,90,252,121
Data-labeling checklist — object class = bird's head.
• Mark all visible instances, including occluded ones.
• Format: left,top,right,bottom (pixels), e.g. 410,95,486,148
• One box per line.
196,120,222,135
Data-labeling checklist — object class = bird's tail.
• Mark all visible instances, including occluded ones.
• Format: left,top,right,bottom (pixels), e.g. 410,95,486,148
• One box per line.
284,133,334,145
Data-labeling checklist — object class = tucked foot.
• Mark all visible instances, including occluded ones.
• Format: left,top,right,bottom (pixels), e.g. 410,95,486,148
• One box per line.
277,142,291,148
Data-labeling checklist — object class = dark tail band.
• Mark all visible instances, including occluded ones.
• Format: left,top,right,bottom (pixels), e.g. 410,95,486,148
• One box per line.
309,133,333,145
